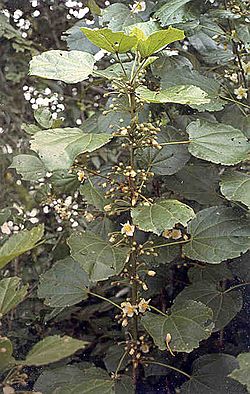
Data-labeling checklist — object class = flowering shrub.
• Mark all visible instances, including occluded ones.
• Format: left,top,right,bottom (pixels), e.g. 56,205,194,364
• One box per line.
1,0,250,393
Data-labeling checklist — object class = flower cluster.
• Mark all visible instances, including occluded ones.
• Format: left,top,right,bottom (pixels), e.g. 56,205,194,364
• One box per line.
120,298,151,327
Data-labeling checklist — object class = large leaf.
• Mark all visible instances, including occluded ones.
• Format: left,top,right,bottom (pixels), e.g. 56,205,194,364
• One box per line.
141,127,190,176
29,50,95,83
136,85,210,107
160,65,224,112
38,257,89,308
138,27,185,58
0,224,44,269
21,335,88,366
154,0,193,26
67,232,129,281
30,128,112,171
81,28,137,53
183,206,250,263
101,3,142,32
131,199,195,235
181,354,248,394
0,277,28,316
187,120,249,165
36,365,134,394
0,337,14,371
10,154,47,181
188,263,233,285
175,280,243,331
80,180,110,211
62,20,99,53
141,300,213,352
229,353,250,392
220,171,250,209
165,162,221,205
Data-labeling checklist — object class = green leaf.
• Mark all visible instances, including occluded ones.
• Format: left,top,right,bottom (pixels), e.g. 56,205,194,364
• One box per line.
160,65,224,112
136,85,210,107
87,0,101,16
165,162,221,205
38,257,89,308
80,180,110,211
181,354,248,394
34,365,89,394
0,208,11,226
50,170,79,193
220,171,250,209
0,225,44,269
175,280,243,331
22,335,88,366
30,128,112,171
21,123,41,135
154,0,193,26
183,206,250,263
188,263,233,285
62,20,99,53
67,231,129,281
131,199,195,235
140,127,190,176
10,154,47,181
104,345,130,373
81,28,137,53
141,299,213,352
101,3,142,32
29,50,95,83
0,277,28,316
137,27,185,58
34,107,53,129
229,353,250,392
0,337,14,371
187,120,249,165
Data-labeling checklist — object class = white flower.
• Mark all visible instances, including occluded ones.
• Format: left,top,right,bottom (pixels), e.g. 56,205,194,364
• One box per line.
1,222,11,235
242,61,250,75
121,301,138,317
77,170,85,182
147,270,156,277
130,1,146,14
234,86,248,100
121,221,135,237
138,298,151,313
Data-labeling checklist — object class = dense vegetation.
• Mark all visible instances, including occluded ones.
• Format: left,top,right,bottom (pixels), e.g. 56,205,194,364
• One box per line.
0,0,249,393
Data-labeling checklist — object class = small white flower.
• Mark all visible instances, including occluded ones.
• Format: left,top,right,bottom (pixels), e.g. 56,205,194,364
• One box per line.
121,221,135,237
77,170,85,182
147,270,156,277
234,86,248,100
1,222,11,235
130,1,146,14
121,301,138,317
138,298,151,313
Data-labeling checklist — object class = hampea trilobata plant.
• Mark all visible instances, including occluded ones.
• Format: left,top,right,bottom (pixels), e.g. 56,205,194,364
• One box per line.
1,1,250,393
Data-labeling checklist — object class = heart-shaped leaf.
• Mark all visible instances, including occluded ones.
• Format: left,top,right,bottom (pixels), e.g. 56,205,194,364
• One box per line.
0,277,28,316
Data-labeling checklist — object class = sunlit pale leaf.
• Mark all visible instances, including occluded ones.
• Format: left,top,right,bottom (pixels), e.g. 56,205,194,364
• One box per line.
0,337,14,371
0,225,44,269
183,206,250,263
229,353,250,392
34,107,53,129
67,232,129,281
0,277,28,316
38,257,89,307
187,120,249,165
30,128,112,171
220,171,250,209
132,199,195,235
10,154,47,181
21,335,88,366
141,300,213,352
29,50,95,83
136,85,210,107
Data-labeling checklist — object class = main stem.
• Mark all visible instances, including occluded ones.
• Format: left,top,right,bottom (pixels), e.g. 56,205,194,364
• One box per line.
128,86,139,384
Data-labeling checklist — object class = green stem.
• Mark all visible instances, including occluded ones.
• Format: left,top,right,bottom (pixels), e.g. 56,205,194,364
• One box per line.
220,95,250,109
88,291,122,310
114,351,128,378
224,282,250,294
116,52,127,77
150,305,168,317
160,140,191,146
141,360,191,379
144,238,190,250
